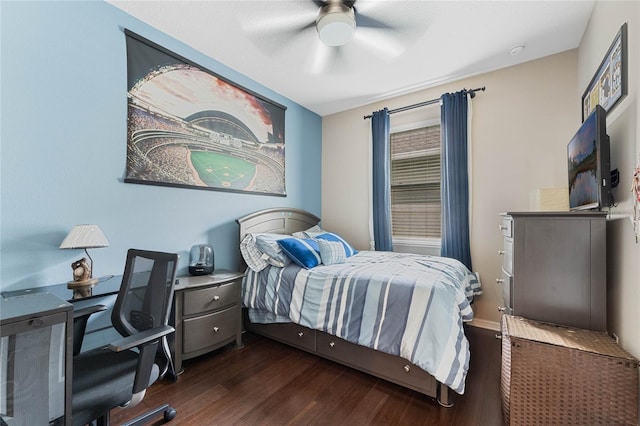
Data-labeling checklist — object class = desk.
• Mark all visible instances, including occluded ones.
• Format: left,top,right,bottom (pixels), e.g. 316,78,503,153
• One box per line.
1,273,251,380
0,293,73,426
1,275,122,301
2,276,122,353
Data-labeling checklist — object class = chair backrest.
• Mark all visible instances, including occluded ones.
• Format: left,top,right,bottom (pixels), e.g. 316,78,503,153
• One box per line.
111,249,178,393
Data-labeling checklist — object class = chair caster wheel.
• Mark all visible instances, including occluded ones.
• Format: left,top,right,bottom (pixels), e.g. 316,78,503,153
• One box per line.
164,407,177,422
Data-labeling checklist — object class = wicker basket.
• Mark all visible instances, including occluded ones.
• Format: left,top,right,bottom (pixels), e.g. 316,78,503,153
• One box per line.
501,315,638,425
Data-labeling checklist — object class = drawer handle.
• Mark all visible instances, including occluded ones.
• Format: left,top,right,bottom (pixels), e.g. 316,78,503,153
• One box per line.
213,295,220,301
498,306,507,312
297,332,304,338
497,250,505,255
29,318,45,328
329,341,335,348
496,278,505,284
403,365,410,373
499,225,508,231
213,327,219,333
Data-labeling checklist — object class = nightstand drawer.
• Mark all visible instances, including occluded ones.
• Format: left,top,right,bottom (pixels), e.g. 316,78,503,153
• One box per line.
183,306,237,354
183,280,238,316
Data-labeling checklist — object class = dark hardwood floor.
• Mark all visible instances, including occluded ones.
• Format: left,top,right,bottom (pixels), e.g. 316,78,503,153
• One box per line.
110,326,503,425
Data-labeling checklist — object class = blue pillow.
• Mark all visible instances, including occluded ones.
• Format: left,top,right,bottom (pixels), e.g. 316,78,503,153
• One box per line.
277,238,321,269
311,232,357,257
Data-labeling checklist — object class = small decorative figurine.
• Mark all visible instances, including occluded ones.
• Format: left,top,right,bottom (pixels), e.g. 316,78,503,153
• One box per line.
67,257,98,299
71,257,92,282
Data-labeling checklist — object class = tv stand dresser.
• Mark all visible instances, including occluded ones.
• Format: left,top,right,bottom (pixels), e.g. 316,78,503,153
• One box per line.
497,211,607,331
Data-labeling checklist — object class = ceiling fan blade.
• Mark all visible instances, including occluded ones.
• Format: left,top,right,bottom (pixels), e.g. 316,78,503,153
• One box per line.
312,0,326,8
251,24,316,55
355,13,396,30
307,44,349,75
242,10,317,55
326,46,348,74
293,21,317,33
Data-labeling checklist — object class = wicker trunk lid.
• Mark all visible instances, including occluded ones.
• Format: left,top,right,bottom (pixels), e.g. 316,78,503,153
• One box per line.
501,315,638,425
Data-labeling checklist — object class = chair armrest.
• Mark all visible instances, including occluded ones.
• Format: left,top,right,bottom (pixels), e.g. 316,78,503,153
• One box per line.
72,304,109,356
108,325,175,352
73,304,108,320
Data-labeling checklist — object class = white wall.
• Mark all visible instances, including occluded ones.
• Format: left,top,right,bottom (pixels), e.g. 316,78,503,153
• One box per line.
578,0,639,357
322,50,580,328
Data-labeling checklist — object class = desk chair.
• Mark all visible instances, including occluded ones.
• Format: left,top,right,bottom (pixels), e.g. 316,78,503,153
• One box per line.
72,249,178,426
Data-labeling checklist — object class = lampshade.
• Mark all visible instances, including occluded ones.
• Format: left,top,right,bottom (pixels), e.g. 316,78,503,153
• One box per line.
316,3,356,47
59,225,110,249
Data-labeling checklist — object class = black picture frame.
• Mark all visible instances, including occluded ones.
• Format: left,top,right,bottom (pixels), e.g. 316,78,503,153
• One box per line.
124,30,287,196
582,23,627,122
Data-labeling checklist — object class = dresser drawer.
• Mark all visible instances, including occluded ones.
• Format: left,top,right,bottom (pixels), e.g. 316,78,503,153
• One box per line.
500,216,513,238
183,280,238,316
316,333,437,395
502,237,513,274
183,306,237,354
501,268,513,314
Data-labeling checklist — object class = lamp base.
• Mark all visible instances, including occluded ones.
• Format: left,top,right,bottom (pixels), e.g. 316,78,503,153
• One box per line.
67,278,99,299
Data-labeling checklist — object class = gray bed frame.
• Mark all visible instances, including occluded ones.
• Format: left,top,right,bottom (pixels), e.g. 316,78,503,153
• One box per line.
236,207,452,407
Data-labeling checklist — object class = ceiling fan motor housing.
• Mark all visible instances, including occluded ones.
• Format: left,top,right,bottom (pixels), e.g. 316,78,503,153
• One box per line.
316,1,356,46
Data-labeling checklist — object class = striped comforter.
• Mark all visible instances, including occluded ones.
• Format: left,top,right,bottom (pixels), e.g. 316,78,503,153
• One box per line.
242,251,482,394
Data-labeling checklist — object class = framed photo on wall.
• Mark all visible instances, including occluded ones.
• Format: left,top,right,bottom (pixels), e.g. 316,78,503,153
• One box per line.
582,23,627,122
124,30,287,196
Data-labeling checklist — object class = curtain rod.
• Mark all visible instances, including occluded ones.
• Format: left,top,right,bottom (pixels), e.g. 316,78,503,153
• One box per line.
363,86,486,120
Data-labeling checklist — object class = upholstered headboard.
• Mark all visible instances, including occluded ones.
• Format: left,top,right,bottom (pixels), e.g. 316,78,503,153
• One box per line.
236,208,321,270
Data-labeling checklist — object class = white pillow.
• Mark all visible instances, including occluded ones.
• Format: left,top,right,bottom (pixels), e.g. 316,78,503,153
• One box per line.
292,225,323,239
240,234,269,272
318,239,346,265
255,233,291,267
306,231,357,257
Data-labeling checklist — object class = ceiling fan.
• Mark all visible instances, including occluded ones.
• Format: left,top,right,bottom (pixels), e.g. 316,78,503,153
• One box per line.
313,0,394,47
242,0,413,74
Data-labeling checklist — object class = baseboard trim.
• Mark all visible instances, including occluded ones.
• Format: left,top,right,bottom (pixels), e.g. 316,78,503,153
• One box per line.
468,318,500,331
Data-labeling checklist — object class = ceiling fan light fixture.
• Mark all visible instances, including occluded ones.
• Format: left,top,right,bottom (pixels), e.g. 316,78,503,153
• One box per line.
316,3,356,47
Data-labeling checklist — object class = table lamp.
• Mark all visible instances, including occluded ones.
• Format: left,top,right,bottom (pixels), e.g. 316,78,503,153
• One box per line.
59,224,109,298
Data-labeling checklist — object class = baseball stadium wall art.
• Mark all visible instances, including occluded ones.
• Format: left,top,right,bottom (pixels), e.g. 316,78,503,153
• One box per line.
124,30,287,196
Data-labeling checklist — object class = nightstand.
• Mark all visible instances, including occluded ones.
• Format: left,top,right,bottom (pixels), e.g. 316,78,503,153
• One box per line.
170,270,244,374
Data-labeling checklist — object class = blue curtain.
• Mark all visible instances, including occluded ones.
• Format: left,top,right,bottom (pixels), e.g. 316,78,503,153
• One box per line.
371,108,393,251
440,91,472,269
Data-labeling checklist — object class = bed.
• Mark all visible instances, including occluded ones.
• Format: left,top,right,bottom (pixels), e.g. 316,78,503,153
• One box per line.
236,207,482,407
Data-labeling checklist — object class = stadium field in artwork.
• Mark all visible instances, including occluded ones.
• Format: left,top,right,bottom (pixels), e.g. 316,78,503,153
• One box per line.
190,151,256,189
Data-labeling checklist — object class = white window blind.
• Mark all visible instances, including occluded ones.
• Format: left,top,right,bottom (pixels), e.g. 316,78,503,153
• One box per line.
390,125,441,240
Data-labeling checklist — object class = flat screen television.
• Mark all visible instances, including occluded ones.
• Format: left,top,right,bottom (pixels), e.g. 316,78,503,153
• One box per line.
567,105,612,210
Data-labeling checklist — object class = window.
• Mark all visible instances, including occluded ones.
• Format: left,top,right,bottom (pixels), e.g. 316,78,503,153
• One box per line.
390,121,441,253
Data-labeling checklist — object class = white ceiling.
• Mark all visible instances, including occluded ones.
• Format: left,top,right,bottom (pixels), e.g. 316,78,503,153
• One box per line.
108,0,595,116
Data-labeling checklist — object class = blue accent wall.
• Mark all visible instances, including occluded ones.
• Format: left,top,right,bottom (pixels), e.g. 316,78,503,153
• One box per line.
0,1,322,291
